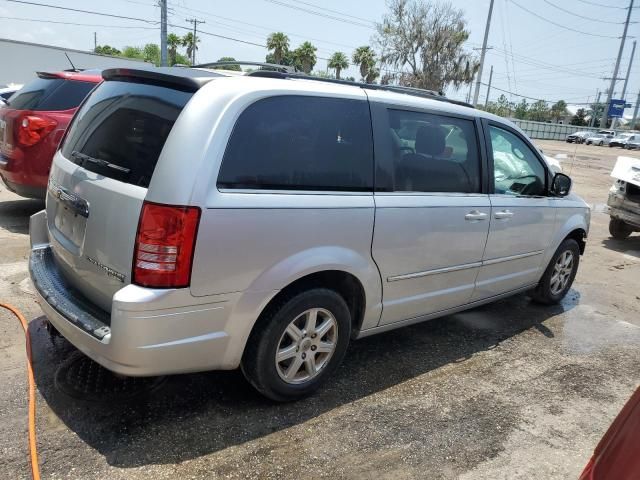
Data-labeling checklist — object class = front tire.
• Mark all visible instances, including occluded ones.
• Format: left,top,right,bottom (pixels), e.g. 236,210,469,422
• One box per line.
599,141,604,146
609,218,633,239
531,239,580,304
241,288,351,401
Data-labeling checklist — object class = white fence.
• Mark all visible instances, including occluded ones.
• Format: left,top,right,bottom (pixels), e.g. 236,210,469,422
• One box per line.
510,119,598,141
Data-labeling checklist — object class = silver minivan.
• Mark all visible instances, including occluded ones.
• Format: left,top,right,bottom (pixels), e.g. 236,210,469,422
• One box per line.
29,67,590,400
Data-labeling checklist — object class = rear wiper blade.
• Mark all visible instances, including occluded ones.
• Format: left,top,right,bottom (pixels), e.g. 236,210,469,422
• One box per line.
71,150,131,174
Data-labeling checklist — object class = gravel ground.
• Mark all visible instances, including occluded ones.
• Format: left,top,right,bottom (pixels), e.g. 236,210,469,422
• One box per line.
1,140,639,479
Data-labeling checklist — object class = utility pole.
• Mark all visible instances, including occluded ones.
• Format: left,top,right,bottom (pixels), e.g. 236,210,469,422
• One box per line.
601,0,634,129
94,32,97,52
186,18,205,64
632,89,640,129
621,40,636,101
590,90,601,128
484,65,493,108
160,0,167,66
472,0,495,106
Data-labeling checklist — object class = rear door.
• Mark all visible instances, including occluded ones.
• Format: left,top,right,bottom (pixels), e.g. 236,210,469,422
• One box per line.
371,103,490,325
472,121,557,301
47,80,194,311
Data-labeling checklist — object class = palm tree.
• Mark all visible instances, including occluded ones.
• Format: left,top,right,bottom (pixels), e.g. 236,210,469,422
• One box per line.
167,33,181,66
182,32,200,63
266,32,290,65
352,46,376,83
293,41,317,74
328,52,349,80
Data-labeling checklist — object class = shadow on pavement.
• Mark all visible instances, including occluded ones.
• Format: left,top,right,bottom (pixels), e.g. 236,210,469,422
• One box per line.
0,198,44,235
31,291,578,468
601,236,640,259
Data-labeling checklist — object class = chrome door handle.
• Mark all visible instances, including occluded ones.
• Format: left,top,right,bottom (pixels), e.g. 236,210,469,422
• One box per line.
465,210,488,221
494,210,514,220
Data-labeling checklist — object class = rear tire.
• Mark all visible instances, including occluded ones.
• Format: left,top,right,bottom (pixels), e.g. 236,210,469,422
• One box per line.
609,218,633,239
531,239,580,305
241,288,351,401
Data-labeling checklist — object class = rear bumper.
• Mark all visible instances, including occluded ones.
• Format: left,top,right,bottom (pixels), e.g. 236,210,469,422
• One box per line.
0,171,46,199
29,210,249,376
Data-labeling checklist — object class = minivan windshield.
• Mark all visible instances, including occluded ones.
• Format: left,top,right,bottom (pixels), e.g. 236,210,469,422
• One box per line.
61,81,193,188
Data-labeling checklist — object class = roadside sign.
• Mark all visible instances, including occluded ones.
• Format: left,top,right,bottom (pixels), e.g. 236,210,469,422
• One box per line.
608,99,626,118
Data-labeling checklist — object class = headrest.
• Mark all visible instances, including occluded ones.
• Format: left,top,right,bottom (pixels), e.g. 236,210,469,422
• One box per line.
415,125,446,156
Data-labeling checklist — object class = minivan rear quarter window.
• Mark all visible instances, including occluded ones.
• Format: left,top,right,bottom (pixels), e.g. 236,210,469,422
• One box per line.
61,81,193,188
7,78,95,111
217,95,374,191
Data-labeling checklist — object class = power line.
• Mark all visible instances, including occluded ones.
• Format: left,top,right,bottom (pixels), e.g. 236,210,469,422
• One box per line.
291,0,374,24
508,0,623,38
543,0,627,24
0,15,157,28
575,0,639,8
4,0,157,24
262,0,374,29
480,82,595,104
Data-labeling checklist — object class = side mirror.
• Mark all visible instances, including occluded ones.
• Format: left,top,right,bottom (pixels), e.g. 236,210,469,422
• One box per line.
552,173,572,197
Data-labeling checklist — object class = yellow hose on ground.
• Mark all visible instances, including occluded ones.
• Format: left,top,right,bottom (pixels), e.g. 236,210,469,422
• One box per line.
1,303,41,480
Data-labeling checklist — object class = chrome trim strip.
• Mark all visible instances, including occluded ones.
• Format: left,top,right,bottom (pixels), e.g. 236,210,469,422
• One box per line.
482,250,544,266
388,261,482,282
388,250,544,282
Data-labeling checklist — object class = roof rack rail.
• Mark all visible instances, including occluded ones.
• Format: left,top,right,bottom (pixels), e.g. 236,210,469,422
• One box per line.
246,70,474,108
193,61,296,73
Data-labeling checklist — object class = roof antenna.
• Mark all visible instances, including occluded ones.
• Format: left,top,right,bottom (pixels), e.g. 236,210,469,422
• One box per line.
64,53,78,71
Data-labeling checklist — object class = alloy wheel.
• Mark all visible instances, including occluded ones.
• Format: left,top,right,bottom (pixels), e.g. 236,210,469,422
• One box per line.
275,308,338,384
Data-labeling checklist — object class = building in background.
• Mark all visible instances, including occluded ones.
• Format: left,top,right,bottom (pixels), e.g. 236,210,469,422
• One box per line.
0,38,147,85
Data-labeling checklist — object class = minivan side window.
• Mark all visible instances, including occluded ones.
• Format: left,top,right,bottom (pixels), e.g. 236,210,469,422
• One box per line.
489,126,546,196
384,109,481,193
217,96,373,191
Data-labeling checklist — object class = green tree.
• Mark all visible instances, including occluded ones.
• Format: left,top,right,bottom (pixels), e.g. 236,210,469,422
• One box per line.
550,100,568,123
352,46,377,83
266,50,295,67
94,45,121,56
588,102,605,128
215,56,242,71
293,41,317,74
175,53,191,66
266,32,290,65
570,108,588,126
528,100,550,122
328,52,349,80
143,43,160,65
167,33,182,66
122,46,143,59
182,32,200,63
374,0,479,92
514,99,529,120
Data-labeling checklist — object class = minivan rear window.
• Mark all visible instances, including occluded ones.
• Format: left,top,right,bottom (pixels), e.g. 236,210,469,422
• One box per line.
61,81,193,188
7,78,95,111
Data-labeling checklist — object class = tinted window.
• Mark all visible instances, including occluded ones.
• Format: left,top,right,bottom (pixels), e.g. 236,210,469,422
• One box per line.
489,126,546,196
62,81,192,188
385,109,481,193
7,78,95,111
218,96,373,191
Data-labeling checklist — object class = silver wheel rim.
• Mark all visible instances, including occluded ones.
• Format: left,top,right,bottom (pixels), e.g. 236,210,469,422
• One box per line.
275,308,338,385
550,250,574,296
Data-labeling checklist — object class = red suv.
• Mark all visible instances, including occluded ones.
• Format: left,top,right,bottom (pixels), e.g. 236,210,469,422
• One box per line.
0,70,101,198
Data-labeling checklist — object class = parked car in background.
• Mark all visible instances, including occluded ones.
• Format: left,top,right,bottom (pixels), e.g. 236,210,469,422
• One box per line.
29,66,589,401
579,387,640,480
585,133,613,146
566,131,591,144
598,129,616,136
607,157,640,239
609,133,637,148
625,138,640,150
0,84,23,103
0,71,100,198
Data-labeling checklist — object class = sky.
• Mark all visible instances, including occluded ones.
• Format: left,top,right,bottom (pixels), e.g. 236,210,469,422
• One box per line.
0,0,639,112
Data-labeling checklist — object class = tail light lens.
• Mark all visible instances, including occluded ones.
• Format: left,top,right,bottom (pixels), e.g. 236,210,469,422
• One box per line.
17,114,58,147
132,201,201,288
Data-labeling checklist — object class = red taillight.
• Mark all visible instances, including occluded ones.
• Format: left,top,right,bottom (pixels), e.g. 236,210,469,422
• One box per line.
17,114,57,147
132,202,201,288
